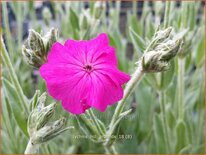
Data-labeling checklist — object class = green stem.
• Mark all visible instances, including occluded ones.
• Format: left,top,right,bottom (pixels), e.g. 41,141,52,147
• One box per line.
106,64,144,146
177,58,185,120
104,145,117,154
2,3,14,56
24,140,39,154
1,37,29,115
164,1,171,28
16,4,23,49
157,1,171,153
132,1,137,16
159,91,170,153
110,65,143,128
87,109,104,136
78,115,100,136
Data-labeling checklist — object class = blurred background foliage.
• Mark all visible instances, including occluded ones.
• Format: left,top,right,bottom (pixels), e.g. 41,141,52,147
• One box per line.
1,1,205,154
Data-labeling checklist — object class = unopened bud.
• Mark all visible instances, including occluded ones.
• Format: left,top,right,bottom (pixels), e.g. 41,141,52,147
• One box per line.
22,28,58,68
43,28,58,53
141,39,182,73
28,30,45,53
42,7,52,26
27,92,74,145
142,51,169,72
154,27,173,43
31,117,66,144
81,15,89,30
146,27,173,52
36,103,56,130
94,1,105,19
27,102,56,136
156,39,182,61
36,92,47,110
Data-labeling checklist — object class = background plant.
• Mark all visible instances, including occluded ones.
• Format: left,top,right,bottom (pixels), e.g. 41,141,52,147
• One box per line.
1,1,205,154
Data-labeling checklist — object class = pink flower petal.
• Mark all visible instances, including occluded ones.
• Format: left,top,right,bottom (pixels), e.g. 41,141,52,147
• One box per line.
40,33,130,114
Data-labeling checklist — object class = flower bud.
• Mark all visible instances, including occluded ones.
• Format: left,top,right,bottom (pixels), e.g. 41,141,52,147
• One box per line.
141,39,182,73
29,30,44,52
42,7,52,26
141,51,169,72
147,27,173,51
27,102,56,136
22,28,58,68
36,103,56,130
43,28,58,53
27,92,74,145
36,92,47,110
154,27,173,43
31,117,66,144
94,1,105,19
81,15,89,30
156,39,182,61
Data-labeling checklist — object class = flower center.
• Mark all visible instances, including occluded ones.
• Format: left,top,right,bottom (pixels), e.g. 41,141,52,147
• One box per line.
83,64,93,73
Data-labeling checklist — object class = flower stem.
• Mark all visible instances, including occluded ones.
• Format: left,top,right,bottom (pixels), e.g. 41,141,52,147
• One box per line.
164,1,171,29
24,140,39,154
1,37,29,114
157,1,171,153
104,145,117,154
105,64,144,147
159,91,170,153
87,109,105,136
177,58,185,120
2,3,14,56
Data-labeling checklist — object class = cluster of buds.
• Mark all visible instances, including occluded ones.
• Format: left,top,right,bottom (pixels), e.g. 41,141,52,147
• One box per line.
27,92,73,145
79,1,105,39
93,1,105,19
42,7,52,26
22,28,58,68
139,27,183,73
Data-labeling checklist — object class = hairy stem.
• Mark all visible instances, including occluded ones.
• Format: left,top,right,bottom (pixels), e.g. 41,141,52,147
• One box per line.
1,37,29,114
24,140,39,154
159,91,170,153
105,64,144,147
104,145,117,154
87,109,105,136
157,1,171,153
177,58,185,120
2,3,14,56
164,1,171,28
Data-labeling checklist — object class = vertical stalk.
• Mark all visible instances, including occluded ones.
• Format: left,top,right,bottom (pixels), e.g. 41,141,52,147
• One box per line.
159,91,170,153
104,145,117,154
109,65,144,130
105,64,144,150
158,1,171,153
163,1,171,28
132,0,137,17
24,140,39,154
87,109,105,136
2,3,14,56
1,37,29,114
16,4,23,48
177,58,185,120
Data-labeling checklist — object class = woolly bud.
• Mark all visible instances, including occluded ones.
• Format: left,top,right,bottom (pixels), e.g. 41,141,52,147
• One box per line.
42,7,52,26
31,118,67,144
147,27,173,51
22,28,58,68
94,1,105,19
141,39,182,73
27,92,74,145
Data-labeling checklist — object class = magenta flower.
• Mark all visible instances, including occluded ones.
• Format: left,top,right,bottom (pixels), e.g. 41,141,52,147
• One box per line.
40,33,130,114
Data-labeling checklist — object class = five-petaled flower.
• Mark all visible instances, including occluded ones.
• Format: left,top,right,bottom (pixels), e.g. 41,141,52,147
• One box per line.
40,33,130,114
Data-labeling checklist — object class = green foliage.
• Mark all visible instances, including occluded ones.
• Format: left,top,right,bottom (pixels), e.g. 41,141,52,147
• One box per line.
1,1,205,154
